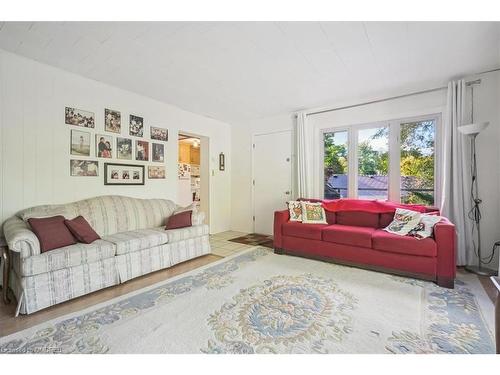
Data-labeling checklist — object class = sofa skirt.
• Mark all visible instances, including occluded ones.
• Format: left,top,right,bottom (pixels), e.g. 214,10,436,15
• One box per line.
11,257,120,315
11,234,211,315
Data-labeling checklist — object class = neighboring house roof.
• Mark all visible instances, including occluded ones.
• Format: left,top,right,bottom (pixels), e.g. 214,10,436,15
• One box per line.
325,174,432,198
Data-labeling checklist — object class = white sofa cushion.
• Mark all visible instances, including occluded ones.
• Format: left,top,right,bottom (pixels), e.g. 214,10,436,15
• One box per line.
103,228,169,255
13,239,116,277
166,224,209,243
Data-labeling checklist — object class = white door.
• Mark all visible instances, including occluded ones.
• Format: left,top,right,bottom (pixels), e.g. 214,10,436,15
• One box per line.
253,130,292,235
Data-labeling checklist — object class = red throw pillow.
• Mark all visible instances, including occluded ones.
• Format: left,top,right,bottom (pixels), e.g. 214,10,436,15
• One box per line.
165,210,192,230
64,216,101,244
28,216,77,253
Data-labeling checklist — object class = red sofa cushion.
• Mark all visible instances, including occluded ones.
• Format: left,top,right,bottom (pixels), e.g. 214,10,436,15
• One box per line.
372,230,437,257
379,212,394,228
325,211,336,225
64,216,100,244
28,216,77,253
282,221,327,241
322,225,375,248
166,210,192,230
336,211,379,228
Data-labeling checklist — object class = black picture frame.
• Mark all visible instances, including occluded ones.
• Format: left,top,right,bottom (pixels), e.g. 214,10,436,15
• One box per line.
104,163,145,185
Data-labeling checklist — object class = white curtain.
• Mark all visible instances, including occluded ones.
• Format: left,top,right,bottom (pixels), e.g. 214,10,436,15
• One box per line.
440,80,472,265
296,112,314,198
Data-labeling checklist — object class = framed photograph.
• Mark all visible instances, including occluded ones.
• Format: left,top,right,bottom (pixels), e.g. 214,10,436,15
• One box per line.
96,134,113,158
129,115,144,137
104,163,145,185
150,126,168,141
117,137,132,160
105,109,121,133
178,162,191,179
65,107,95,128
136,140,149,161
70,160,98,176
70,129,91,156
152,143,164,162
148,166,166,179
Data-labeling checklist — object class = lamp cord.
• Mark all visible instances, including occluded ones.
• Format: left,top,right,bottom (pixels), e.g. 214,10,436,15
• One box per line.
467,86,496,264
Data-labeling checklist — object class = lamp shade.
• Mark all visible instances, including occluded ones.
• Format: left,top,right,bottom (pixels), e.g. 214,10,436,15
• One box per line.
458,122,489,136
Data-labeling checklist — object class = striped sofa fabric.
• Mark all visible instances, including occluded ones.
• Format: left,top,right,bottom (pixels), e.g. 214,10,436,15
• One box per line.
3,195,211,315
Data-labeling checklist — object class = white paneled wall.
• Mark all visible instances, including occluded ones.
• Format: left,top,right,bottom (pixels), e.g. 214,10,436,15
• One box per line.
0,49,232,235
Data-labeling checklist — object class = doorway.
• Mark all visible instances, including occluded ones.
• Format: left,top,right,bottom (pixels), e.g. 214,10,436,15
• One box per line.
252,130,292,235
178,133,209,226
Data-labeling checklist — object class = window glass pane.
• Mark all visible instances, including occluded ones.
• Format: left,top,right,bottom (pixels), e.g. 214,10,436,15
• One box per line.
323,130,348,199
357,127,389,200
400,120,435,205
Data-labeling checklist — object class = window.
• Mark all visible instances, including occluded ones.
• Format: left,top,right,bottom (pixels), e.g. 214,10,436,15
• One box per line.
322,115,439,205
400,120,435,205
357,126,389,200
323,130,348,199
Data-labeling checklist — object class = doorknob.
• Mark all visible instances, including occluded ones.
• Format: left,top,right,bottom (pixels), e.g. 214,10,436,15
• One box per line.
285,191,290,195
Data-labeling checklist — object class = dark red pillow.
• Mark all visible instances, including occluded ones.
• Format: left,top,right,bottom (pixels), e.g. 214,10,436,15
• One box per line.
64,216,100,244
165,210,192,230
28,216,77,253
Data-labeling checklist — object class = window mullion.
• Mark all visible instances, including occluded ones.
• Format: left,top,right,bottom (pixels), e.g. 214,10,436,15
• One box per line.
388,121,400,202
349,127,357,198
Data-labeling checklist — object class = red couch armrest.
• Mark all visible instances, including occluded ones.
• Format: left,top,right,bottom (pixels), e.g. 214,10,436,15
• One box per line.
274,210,290,250
434,217,457,287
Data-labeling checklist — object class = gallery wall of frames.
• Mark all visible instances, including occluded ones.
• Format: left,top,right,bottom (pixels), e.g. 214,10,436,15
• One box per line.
66,106,168,184
0,50,233,235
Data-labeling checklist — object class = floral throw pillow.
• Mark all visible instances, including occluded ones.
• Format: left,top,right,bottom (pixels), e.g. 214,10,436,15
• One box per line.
301,202,328,224
407,214,443,239
287,201,303,222
384,208,422,236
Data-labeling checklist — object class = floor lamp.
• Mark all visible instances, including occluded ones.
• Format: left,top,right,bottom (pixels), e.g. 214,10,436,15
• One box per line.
459,120,496,276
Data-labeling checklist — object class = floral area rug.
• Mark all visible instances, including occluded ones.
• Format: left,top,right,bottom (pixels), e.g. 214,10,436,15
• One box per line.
0,247,494,353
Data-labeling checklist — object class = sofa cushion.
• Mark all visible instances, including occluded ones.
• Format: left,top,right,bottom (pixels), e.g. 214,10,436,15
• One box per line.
336,211,379,228
166,210,192,229
322,225,375,248
372,230,437,257
325,211,336,225
379,212,394,228
27,216,77,253
64,216,101,244
13,239,116,277
104,228,169,255
282,221,327,241
166,224,210,243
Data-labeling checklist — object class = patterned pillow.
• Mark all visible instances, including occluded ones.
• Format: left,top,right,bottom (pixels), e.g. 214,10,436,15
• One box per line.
383,208,422,236
301,202,328,224
287,201,303,222
407,214,443,239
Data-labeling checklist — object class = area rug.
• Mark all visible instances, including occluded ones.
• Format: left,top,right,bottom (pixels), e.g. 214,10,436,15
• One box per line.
0,247,495,354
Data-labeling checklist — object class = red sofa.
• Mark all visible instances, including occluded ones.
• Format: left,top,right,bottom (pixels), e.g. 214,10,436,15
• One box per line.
273,201,456,288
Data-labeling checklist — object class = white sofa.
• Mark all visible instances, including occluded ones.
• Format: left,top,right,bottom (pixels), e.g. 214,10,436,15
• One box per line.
2,195,211,315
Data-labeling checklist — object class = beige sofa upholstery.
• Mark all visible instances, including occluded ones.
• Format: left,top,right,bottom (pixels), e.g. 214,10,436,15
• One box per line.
3,195,211,315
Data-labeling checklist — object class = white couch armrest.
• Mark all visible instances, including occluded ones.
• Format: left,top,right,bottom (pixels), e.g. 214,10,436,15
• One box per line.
192,211,205,226
3,216,40,258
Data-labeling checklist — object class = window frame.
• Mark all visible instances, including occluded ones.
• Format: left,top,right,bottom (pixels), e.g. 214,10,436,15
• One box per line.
320,113,442,206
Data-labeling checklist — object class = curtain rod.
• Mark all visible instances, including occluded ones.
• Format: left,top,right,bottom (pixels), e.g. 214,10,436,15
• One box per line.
301,67,500,118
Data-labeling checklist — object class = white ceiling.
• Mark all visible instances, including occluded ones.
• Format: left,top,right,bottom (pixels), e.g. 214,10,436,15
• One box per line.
0,21,499,123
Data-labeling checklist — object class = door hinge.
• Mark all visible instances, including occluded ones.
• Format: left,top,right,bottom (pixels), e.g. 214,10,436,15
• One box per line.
253,216,255,221
252,179,255,186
